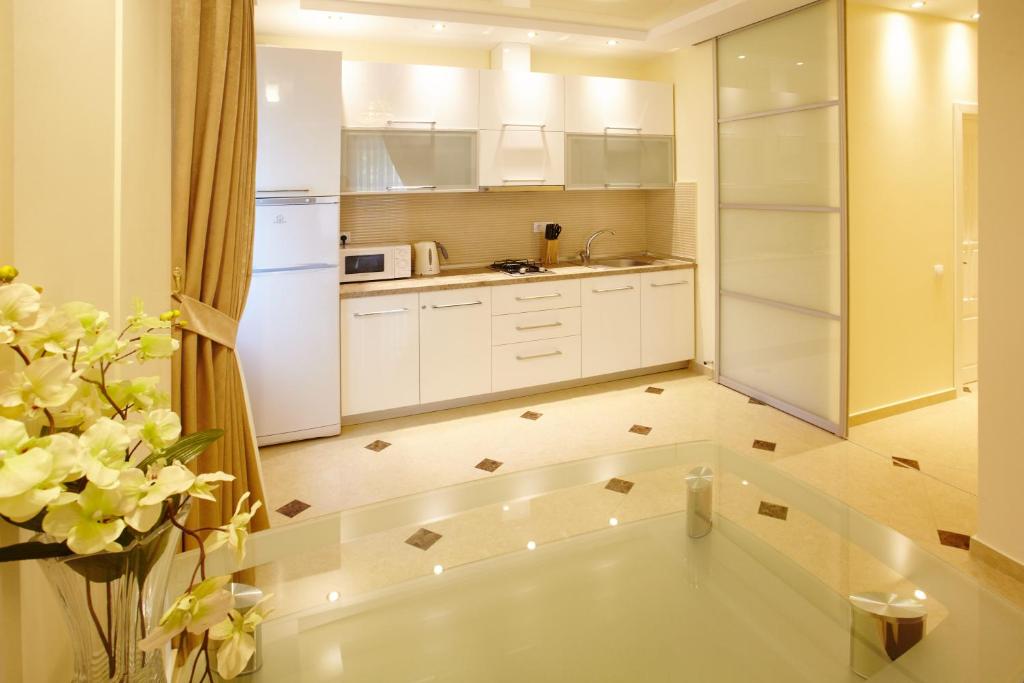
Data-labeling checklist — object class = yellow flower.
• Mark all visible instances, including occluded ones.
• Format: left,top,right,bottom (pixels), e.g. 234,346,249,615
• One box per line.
204,492,262,565
79,418,133,488
137,409,181,453
41,482,133,554
0,356,79,416
137,576,234,651
138,333,179,361
209,594,274,679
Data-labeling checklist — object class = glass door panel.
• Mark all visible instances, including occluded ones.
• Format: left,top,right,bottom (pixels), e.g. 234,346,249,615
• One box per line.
640,136,675,187
342,129,477,193
565,134,607,189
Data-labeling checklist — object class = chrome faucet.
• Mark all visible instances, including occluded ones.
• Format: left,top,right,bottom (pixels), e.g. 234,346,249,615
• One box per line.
579,229,616,264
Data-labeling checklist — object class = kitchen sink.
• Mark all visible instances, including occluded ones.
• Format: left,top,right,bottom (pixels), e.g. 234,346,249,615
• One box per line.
591,257,656,268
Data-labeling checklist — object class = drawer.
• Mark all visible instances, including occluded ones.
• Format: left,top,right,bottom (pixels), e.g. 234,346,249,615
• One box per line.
492,336,581,392
492,278,581,315
492,308,581,346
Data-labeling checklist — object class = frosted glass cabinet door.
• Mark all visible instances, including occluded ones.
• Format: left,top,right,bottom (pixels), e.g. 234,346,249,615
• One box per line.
566,135,674,189
342,130,478,193
342,61,479,130
478,130,565,186
479,70,565,131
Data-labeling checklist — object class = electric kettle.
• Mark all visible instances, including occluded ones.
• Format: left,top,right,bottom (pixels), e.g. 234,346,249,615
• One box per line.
414,241,448,276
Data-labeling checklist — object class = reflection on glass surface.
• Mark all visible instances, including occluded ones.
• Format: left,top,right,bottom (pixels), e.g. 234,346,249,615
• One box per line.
341,129,477,192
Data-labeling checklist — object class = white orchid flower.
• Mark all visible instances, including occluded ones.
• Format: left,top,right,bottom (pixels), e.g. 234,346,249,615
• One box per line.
80,330,124,364
204,492,262,565
107,376,167,412
59,301,109,336
117,465,192,533
79,418,133,488
41,482,133,554
0,432,86,522
188,471,235,502
138,576,234,651
137,333,179,361
0,282,44,334
138,409,181,453
19,309,85,355
209,594,274,679
0,356,79,415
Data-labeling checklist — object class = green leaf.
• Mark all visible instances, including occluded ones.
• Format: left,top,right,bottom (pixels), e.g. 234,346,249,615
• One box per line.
0,540,73,563
137,429,224,470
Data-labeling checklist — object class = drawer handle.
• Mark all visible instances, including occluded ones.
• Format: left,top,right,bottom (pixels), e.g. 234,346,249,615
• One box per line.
503,179,547,183
386,185,436,191
593,286,635,293
515,321,563,331
503,122,546,129
353,308,408,317
516,350,563,361
515,293,562,301
605,126,642,133
605,182,642,188
432,300,483,309
651,281,688,287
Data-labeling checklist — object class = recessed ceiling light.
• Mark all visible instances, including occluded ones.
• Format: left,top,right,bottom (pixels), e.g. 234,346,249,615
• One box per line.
607,39,619,46
326,591,340,602
910,1,925,8
609,517,619,527
433,564,444,575
526,540,537,550
971,12,980,19
527,31,537,38
796,61,805,66
432,22,446,31
737,54,747,60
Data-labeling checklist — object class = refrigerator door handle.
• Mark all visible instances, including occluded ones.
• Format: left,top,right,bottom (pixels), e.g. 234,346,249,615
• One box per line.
253,263,337,274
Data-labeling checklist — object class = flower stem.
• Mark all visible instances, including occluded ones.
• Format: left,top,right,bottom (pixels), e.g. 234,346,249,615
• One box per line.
84,577,115,677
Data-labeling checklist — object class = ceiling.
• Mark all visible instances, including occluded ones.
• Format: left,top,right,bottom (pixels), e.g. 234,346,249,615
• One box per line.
254,0,980,56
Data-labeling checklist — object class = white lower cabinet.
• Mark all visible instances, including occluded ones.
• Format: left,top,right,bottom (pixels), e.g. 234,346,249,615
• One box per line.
641,271,695,367
493,336,581,392
420,287,492,403
581,274,641,377
340,293,419,416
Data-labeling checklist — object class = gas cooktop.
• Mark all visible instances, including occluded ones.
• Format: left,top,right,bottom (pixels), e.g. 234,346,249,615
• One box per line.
489,259,553,277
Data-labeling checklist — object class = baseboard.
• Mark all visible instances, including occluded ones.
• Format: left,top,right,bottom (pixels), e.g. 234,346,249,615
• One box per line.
848,388,958,427
970,536,1024,583
342,360,691,426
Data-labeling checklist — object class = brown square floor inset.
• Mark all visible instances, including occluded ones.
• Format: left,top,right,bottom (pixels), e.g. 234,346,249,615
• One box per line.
605,478,635,494
405,528,443,551
276,499,311,518
521,410,543,421
748,397,767,405
937,529,971,550
752,439,777,452
758,501,789,521
365,439,391,452
629,424,652,436
645,386,665,395
892,456,921,470
475,458,503,473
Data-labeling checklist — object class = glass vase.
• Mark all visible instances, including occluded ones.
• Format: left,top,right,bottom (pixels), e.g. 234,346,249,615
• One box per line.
38,501,191,683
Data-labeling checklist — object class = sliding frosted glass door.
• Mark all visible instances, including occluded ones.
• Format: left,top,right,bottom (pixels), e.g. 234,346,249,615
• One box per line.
716,0,847,434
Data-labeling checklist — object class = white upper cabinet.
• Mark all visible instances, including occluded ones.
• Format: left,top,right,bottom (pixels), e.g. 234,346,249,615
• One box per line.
478,130,564,187
479,70,565,131
564,75,674,136
342,61,479,130
256,46,342,196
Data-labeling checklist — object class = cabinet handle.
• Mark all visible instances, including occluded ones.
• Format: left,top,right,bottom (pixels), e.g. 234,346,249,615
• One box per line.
605,126,642,133
651,281,688,287
515,293,562,301
353,308,408,317
431,300,483,309
502,122,546,129
605,182,642,188
386,185,436,191
386,120,437,128
593,286,635,293
516,350,563,361
515,321,563,331
503,179,546,183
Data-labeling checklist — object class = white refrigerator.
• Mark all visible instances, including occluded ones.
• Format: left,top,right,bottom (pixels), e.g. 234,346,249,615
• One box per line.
238,196,341,446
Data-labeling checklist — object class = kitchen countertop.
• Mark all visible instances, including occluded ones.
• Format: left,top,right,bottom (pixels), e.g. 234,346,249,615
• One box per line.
338,257,696,299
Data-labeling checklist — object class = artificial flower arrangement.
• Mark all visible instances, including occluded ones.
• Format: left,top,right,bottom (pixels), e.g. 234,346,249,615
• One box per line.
0,266,269,681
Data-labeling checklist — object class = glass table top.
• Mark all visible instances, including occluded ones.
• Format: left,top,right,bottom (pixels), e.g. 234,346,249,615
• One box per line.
171,441,1024,682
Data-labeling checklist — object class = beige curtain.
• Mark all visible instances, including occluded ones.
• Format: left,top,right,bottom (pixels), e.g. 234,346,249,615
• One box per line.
170,0,269,536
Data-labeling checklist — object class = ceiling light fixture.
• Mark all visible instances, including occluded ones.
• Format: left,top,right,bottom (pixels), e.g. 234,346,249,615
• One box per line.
796,61,805,66
432,22,446,31
527,31,537,38
737,54,747,60
327,591,340,603
910,1,925,8
526,540,537,550
609,517,619,527
607,39,619,46
971,12,980,19
433,564,444,575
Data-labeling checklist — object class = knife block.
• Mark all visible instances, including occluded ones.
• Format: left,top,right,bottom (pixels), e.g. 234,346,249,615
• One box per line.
542,239,559,267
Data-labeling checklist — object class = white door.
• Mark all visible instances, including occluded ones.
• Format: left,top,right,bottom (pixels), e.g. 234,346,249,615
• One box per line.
342,61,479,130
256,47,342,196
238,267,340,443
252,199,339,270
479,70,564,131
641,271,695,367
564,75,674,135
420,288,492,403
958,109,979,385
581,274,641,376
478,130,565,187
340,294,420,416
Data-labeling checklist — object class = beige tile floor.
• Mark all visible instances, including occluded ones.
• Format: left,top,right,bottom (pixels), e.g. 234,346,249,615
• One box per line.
260,371,1023,607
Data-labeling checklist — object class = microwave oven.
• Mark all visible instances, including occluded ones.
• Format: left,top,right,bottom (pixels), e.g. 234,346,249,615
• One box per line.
339,244,412,282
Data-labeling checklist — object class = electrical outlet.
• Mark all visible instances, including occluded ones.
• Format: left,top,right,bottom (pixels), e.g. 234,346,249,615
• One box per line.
339,231,352,245
533,222,548,234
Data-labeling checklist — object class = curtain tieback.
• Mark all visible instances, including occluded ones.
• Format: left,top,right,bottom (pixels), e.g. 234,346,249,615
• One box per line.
172,293,239,350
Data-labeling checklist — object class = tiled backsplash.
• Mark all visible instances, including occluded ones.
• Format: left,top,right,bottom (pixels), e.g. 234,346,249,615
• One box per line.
340,183,696,266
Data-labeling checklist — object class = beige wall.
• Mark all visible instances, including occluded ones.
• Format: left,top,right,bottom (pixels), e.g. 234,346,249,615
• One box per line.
847,4,977,419
977,0,1024,564
645,44,716,369
0,0,11,264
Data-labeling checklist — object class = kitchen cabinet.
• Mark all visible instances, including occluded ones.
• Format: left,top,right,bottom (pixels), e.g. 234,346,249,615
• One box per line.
565,134,674,189
478,130,565,187
256,46,342,196
340,293,419,416
564,75,674,136
479,70,564,131
581,274,642,377
341,130,478,194
641,271,695,367
492,279,581,315
342,61,479,130
492,308,581,346
420,288,492,403
493,336,581,392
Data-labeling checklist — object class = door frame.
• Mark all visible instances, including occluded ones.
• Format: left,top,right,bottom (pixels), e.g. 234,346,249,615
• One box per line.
953,102,979,392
